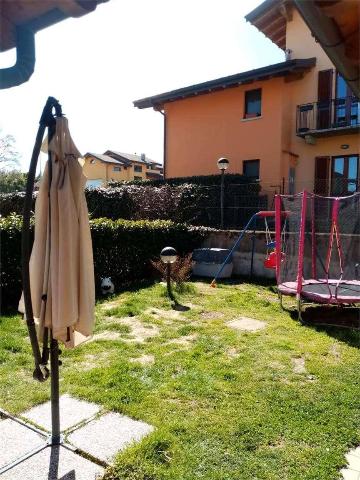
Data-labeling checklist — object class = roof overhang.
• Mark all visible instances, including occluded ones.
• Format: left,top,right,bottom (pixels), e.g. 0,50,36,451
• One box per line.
133,58,316,109
0,0,109,89
293,0,359,97
245,0,292,50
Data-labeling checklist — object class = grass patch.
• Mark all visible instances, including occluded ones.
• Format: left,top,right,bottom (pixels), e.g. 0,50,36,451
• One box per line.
1,280,360,479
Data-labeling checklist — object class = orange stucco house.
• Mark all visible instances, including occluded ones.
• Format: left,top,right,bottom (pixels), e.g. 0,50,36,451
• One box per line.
134,0,359,197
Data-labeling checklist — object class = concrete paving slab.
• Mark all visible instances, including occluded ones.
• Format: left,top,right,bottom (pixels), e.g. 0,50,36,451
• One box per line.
68,412,154,463
341,468,360,480
227,317,266,332
346,453,360,472
23,394,100,432
0,418,45,469
0,445,104,480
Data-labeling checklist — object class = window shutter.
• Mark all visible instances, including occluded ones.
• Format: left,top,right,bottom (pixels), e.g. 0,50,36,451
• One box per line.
314,156,330,195
318,70,333,101
317,70,333,129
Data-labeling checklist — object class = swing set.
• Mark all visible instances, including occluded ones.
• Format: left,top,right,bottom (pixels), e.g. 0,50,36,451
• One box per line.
211,191,360,325
210,210,287,287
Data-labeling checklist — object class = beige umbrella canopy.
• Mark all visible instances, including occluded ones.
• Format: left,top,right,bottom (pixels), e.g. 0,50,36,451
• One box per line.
19,116,95,348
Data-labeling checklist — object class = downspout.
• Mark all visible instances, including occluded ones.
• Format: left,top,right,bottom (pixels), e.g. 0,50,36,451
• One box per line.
0,26,36,90
157,107,167,180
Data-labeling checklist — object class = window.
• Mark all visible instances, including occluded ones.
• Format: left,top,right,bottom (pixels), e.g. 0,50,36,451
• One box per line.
243,159,260,180
113,166,121,172
331,155,359,196
90,159,96,164
335,72,359,126
134,165,142,173
134,176,142,181
244,89,261,118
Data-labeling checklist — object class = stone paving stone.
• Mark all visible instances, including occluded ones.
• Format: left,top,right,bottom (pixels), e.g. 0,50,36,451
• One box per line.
1,445,104,480
68,412,154,463
227,317,266,332
349,447,360,458
0,418,45,469
341,468,360,480
23,394,100,432
346,453,360,472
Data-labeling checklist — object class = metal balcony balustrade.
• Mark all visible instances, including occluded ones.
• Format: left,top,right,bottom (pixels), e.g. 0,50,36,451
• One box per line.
296,96,360,137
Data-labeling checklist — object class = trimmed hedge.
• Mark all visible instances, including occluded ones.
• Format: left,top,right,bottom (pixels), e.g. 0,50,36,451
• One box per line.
108,173,255,187
0,180,262,228
0,215,211,312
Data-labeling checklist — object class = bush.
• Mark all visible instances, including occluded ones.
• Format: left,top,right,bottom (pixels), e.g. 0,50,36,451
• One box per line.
108,173,256,187
1,180,262,228
0,215,211,312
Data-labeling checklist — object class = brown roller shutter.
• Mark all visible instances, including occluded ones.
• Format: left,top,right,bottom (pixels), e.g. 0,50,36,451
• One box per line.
317,70,333,129
314,156,330,195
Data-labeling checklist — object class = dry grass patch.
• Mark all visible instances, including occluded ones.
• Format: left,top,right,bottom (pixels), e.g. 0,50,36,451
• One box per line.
166,333,198,349
130,354,155,366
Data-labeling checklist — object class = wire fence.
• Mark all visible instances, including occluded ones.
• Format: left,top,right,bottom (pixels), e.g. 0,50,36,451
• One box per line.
202,179,360,230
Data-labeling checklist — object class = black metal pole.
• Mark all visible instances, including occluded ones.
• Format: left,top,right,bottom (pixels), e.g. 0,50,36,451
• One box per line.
220,169,224,229
166,263,173,300
46,116,62,446
50,335,61,444
250,216,257,278
22,96,61,382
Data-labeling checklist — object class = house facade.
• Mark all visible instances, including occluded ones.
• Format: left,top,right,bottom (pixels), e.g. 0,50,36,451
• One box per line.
134,0,359,196
83,151,163,188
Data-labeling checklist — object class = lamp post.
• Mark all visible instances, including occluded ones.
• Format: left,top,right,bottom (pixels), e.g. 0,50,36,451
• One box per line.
217,157,229,229
160,246,177,301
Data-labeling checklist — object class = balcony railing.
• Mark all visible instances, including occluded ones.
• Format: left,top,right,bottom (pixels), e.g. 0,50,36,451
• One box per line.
296,96,360,136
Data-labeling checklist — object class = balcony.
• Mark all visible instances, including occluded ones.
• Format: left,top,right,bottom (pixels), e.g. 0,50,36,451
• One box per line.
296,97,360,137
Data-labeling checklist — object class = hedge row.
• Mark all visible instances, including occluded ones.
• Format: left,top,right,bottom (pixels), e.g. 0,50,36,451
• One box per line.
108,173,255,187
0,181,262,227
0,214,211,312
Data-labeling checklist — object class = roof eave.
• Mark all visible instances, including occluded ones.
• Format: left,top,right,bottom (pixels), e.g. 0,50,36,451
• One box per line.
133,58,316,109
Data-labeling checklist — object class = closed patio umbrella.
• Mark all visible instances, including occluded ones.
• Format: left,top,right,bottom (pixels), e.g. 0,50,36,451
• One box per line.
19,107,95,348
11,97,95,458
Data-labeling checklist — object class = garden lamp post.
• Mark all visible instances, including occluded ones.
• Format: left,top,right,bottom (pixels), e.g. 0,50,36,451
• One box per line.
217,157,229,229
160,246,177,301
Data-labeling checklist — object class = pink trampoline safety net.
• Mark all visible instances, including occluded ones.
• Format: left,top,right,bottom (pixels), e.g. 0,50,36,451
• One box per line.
275,192,360,304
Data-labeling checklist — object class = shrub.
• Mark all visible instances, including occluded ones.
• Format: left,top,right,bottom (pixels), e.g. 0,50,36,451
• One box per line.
150,254,193,286
108,173,256,187
1,181,263,228
0,215,211,312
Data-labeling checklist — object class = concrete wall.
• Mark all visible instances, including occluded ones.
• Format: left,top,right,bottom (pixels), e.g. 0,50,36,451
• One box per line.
201,230,276,280
164,77,284,185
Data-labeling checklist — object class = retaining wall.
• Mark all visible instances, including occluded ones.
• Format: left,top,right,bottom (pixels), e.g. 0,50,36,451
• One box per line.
201,230,276,279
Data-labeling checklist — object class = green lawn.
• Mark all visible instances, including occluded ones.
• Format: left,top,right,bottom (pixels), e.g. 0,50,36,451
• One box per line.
1,280,360,479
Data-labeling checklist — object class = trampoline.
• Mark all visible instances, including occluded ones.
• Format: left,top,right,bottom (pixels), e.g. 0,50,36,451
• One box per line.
275,191,360,321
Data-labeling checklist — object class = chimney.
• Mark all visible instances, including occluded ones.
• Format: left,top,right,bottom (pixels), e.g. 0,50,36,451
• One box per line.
140,153,146,162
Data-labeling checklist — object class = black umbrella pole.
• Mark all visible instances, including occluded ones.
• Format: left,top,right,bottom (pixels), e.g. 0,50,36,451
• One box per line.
22,96,61,382
50,336,61,444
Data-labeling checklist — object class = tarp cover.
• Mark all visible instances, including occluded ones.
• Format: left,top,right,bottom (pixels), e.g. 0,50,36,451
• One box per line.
19,117,95,348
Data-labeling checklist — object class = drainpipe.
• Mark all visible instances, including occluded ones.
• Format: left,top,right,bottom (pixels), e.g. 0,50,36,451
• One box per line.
0,26,36,90
157,108,167,180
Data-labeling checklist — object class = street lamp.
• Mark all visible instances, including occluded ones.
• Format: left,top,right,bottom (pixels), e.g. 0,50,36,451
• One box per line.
217,157,229,229
160,246,177,301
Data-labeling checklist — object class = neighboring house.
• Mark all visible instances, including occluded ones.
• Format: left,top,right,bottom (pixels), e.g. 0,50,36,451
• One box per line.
83,151,163,187
134,0,359,196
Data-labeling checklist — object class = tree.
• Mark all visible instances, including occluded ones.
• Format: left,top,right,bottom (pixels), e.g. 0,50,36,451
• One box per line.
0,170,28,193
0,130,20,169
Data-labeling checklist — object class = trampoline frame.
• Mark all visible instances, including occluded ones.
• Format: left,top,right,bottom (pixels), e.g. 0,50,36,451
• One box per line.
275,191,360,323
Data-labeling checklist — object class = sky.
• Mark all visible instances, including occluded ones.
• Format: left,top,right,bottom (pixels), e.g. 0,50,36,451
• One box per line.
0,0,284,172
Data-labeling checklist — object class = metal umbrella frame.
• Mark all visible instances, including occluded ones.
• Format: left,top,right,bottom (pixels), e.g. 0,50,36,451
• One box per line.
0,96,74,474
